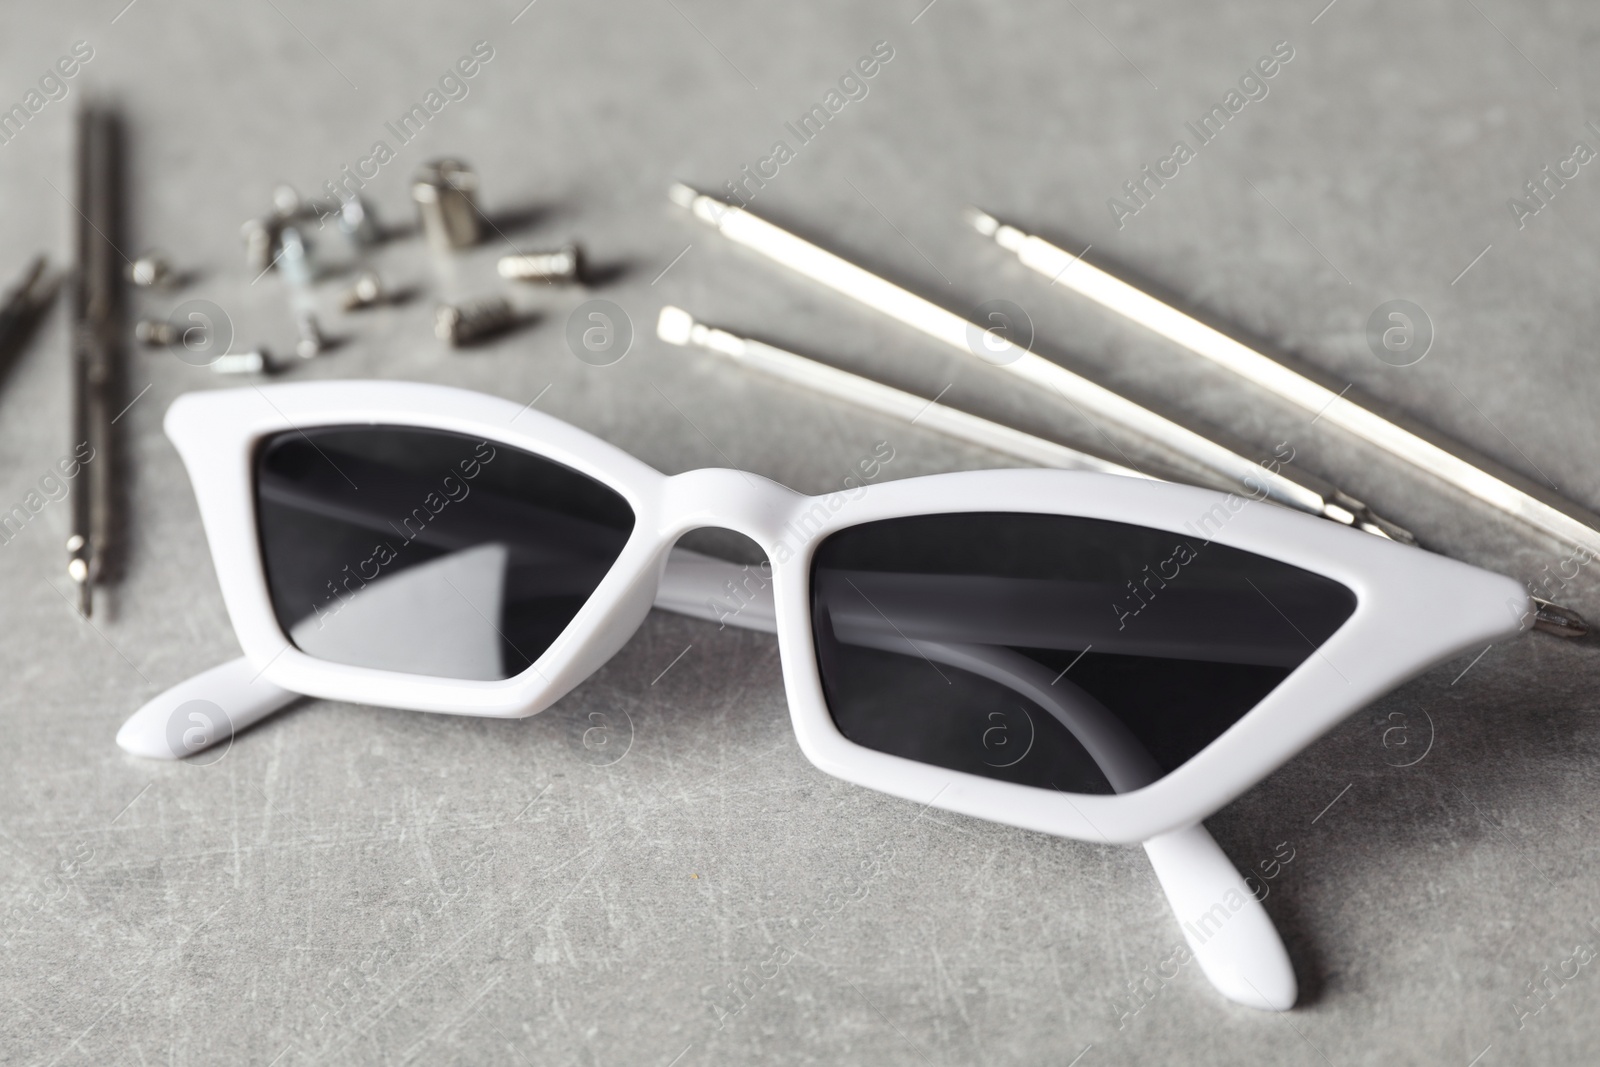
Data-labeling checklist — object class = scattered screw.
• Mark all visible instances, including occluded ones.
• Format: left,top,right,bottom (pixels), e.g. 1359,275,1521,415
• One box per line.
213,349,271,375
134,318,177,347
278,226,315,286
435,296,514,347
412,159,481,254
337,194,380,247
498,244,584,284
340,270,386,311
127,251,173,289
294,312,325,359
241,217,279,272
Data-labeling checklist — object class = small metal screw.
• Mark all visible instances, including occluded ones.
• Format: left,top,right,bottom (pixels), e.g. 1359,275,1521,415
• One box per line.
435,297,514,347
128,252,173,289
294,312,325,359
241,217,279,272
340,270,385,311
134,318,178,347
337,195,380,247
278,226,315,287
213,349,271,375
498,245,584,284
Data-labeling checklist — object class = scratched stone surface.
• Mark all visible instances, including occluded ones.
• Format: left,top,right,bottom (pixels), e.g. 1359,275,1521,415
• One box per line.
3,1,1600,1064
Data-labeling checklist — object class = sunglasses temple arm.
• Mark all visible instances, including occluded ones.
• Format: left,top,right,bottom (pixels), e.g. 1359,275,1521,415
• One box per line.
653,547,778,633
885,640,1296,1012
116,656,300,759
1142,827,1297,1010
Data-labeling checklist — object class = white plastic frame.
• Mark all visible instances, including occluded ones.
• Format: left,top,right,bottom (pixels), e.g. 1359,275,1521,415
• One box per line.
166,380,1530,847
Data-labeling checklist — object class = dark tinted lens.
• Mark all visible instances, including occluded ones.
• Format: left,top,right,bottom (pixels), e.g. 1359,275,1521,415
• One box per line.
810,513,1355,795
255,426,634,681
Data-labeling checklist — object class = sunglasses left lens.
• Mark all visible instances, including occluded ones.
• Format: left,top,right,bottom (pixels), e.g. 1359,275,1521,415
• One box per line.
254,426,634,681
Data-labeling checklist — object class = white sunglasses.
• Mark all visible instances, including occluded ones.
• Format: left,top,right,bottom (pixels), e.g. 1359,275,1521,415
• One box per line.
117,379,1536,1013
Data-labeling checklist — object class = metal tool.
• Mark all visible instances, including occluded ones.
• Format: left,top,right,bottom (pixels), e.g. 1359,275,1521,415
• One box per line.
435,296,513,346
669,183,1413,544
412,159,480,253
0,257,50,329
966,209,1600,562
499,245,583,284
656,305,1148,479
68,107,123,617
0,256,56,381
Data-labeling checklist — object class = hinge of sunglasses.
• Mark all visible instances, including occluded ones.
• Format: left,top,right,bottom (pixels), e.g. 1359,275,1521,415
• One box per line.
1287,481,1417,546
1532,597,1589,638
1317,490,1407,543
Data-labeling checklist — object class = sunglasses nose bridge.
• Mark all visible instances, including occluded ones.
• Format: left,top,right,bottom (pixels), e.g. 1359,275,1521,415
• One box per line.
657,467,802,548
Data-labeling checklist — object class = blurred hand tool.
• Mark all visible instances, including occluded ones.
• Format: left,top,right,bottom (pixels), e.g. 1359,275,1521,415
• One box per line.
0,256,57,382
68,106,124,617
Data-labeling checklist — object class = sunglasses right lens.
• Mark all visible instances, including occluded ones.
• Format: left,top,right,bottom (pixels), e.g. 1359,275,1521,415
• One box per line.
809,512,1356,795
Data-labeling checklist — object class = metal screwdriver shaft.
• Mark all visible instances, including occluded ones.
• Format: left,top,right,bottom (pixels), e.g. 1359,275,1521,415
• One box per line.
966,208,1600,562
68,107,122,617
655,305,1151,479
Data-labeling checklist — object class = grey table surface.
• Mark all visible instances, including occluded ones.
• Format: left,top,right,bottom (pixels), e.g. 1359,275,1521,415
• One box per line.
4,1,1600,1064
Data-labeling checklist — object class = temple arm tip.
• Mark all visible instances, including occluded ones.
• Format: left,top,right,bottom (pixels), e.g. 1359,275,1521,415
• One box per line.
116,709,184,759
1143,824,1298,1011
117,655,300,760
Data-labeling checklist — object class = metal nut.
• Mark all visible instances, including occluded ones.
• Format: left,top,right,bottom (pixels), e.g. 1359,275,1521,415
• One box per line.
412,159,481,253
